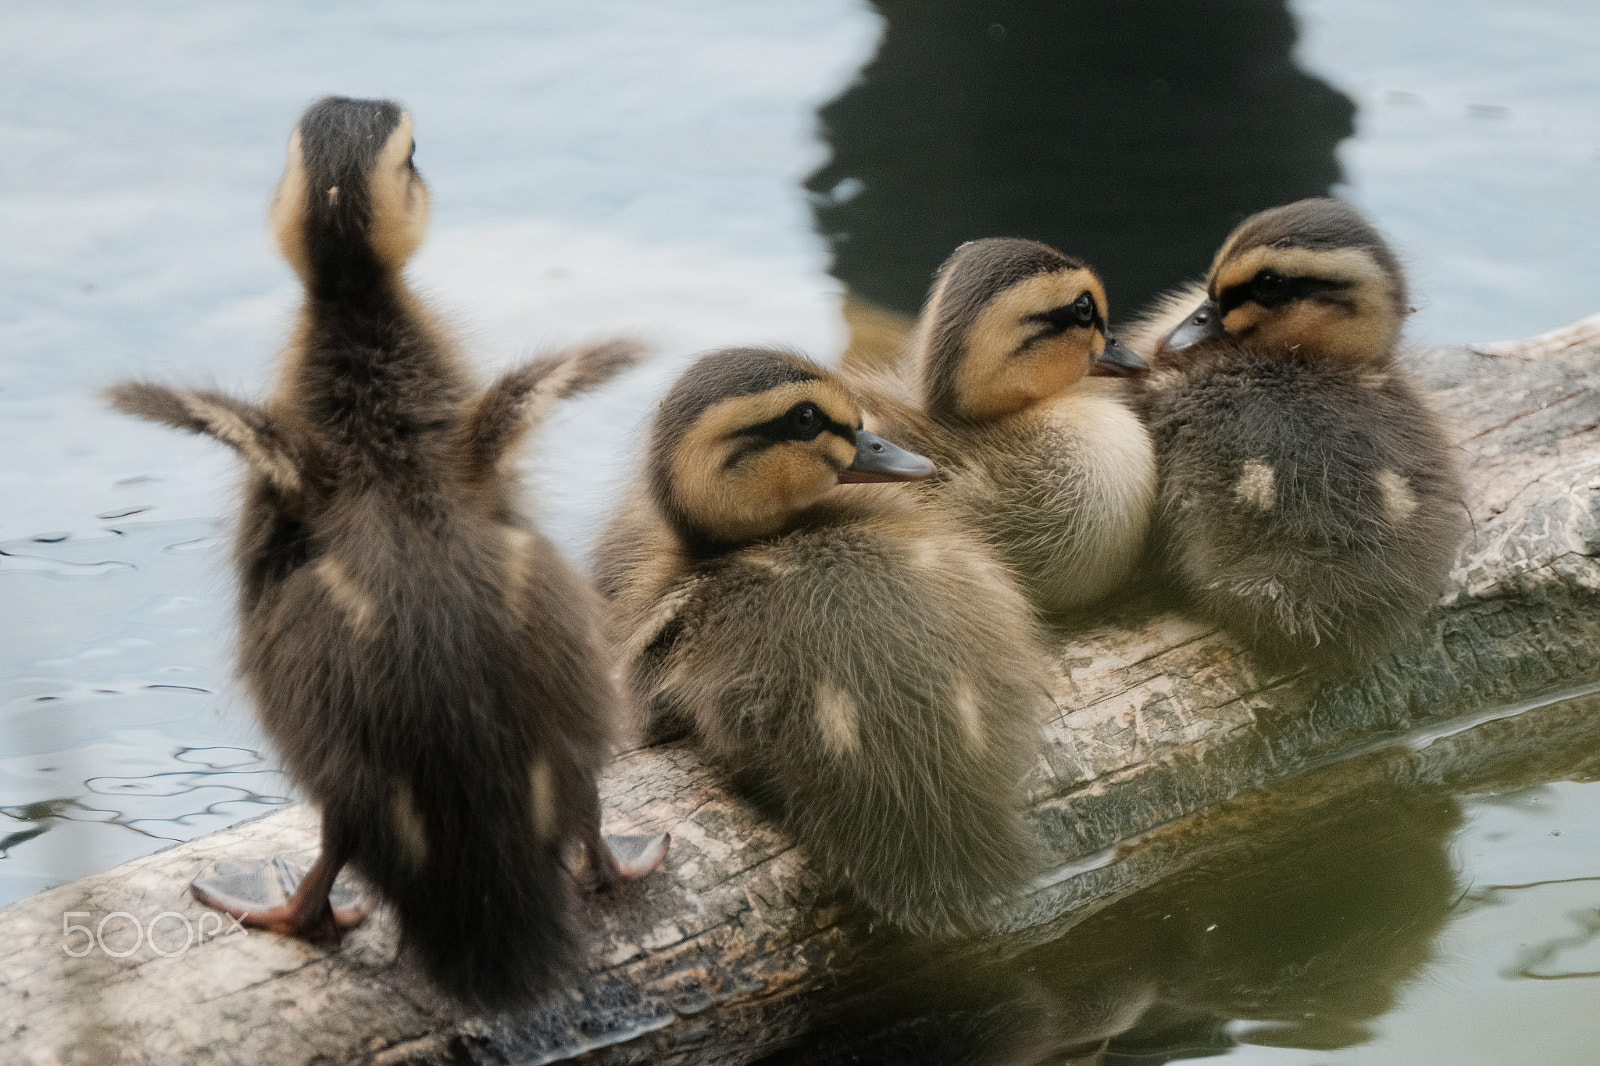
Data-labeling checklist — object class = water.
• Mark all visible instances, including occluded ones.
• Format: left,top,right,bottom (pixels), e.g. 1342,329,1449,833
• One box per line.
3,0,1598,1058
808,0,1600,343
757,700,1600,1065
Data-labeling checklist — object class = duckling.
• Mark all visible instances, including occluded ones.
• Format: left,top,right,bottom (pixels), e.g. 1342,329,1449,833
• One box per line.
1136,197,1466,670
106,96,666,1010
596,347,1051,936
848,238,1156,615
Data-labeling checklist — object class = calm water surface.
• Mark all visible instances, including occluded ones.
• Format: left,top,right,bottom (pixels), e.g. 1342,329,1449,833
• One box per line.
3,0,1598,1059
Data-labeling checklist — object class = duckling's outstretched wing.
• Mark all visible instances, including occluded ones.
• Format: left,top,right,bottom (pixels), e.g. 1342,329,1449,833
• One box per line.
465,337,649,476
105,381,311,496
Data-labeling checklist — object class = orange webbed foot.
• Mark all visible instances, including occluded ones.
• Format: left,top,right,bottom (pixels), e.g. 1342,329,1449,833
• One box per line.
190,854,370,944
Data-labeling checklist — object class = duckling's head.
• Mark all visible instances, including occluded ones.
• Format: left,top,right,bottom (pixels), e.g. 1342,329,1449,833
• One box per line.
271,96,430,289
648,347,935,552
1160,199,1407,364
919,238,1145,422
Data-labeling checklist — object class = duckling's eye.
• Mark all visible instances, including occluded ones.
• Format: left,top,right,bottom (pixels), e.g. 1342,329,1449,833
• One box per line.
785,402,823,440
1252,271,1288,302
1030,295,1097,333
406,141,416,170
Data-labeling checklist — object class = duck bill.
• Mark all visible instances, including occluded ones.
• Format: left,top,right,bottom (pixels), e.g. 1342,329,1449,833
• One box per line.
1155,298,1225,355
838,429,936,483
1088,336,1149,377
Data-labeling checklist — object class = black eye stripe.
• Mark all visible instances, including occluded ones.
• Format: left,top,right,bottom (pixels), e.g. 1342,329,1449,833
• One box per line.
1024,293,1105,339
1217,274,1354,315
736,404,856,447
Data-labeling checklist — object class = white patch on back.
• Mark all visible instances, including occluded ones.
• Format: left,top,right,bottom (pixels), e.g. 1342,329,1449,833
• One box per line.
529,757,558,843
814,678,861,757
1233,459,1277,511
949,680,985,752
1378,468,1418,524
391,781,427,869
315,555,377,638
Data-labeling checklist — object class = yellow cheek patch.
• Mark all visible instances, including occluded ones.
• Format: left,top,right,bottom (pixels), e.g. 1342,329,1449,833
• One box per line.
1212,246,1400,361
758,445,832,505
945,268,1105,420
821,434,857,471
1245,297,1394,364
270,130,310,278
669,383,861,541
1221,301,1265,336
369,113,430,269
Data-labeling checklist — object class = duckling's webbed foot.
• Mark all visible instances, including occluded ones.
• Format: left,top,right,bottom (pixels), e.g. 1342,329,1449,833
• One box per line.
583,828,671,891
190,849,369,944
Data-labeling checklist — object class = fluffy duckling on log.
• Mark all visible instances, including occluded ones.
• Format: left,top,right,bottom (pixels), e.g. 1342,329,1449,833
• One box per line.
107,96,666,1010
1135,197,1466,671
848,238,1156,616
595,347,1052,936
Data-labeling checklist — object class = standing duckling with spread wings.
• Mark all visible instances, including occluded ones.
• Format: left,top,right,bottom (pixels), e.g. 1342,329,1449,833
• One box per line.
1136,198,1466,670
596,347,1052,936
107,97,666,1010
849,239,1156,616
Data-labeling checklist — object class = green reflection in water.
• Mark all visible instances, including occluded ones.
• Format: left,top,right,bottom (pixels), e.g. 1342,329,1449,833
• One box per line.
760,694,1600,1065
807,0,1354,322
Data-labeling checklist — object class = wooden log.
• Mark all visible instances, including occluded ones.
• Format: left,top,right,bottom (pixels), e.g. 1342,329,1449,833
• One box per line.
4,315,1600,1065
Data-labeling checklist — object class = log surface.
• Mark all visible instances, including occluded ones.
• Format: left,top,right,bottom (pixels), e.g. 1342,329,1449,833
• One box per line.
5,316,1600,1065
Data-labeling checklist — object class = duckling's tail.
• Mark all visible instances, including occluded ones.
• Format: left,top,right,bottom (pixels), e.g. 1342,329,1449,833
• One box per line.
338,728,584,1011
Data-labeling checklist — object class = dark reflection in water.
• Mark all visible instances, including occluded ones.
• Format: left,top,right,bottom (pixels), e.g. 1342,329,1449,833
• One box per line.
807,0,1355,320
759,781,1461,1065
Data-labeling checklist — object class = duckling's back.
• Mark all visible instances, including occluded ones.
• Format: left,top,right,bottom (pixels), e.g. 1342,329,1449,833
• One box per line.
621,490,1048,935
107,96,636,1009
1143,345,1464,667
244,467,613,1003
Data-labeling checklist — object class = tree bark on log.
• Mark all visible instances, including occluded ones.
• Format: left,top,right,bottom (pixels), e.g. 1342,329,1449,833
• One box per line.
4,316,1600,1066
